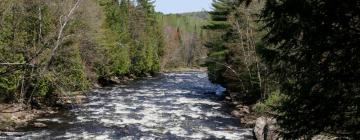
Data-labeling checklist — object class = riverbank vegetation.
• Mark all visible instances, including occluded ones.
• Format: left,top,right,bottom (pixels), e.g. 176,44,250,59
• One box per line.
204,0,266,105
205,0,359,139
0,0,358,139
0,0,164,107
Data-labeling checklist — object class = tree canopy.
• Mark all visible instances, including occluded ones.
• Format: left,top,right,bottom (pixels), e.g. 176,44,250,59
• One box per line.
205,0,359,138
259,0,360,138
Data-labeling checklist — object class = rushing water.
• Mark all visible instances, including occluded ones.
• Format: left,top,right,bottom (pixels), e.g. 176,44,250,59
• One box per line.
1,71,253,140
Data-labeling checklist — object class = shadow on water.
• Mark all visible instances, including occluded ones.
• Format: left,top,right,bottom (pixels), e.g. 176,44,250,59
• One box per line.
1,71,254,140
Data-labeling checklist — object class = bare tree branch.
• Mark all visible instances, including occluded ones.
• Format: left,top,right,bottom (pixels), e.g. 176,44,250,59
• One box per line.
47,0,82,69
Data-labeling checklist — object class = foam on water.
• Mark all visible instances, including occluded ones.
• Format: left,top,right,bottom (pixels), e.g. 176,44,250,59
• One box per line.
5,72,253,140
36,118,63,123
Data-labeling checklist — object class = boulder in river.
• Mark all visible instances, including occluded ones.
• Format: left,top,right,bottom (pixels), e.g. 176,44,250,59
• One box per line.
236,105,250,114
225,96,232,101
254,117,279,140
231,105,250,119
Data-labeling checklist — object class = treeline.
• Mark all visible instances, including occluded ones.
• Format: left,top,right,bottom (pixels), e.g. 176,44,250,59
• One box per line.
0,0,164,106
204,1,265,104
205,0,359,139
159,12,208,69
96,0,163,77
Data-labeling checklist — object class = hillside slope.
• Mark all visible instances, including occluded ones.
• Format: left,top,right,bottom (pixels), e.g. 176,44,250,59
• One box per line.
159,12,209,69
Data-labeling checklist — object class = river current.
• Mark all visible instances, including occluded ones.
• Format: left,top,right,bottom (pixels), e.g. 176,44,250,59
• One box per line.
1,71,253,140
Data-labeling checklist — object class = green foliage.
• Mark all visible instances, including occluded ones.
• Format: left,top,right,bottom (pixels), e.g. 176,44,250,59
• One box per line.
0,1,89,104
205,0,237,85
204,0,265,104
52,43,90,91
256,0,360,138
96,26,131,77
207,48,227,83
253,90,282,113
0,1,56,102
206,0,359,138
33,73,54,97
99,0,163,76
0,0,164,104
160,12,209,35
0,73,21,102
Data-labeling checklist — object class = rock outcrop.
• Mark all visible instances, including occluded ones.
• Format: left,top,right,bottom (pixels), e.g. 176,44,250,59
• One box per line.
254,117,279,140
231,105,250,118
0,104,55,131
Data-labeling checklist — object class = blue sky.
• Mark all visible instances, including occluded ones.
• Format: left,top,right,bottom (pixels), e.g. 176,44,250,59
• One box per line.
154,0,213,14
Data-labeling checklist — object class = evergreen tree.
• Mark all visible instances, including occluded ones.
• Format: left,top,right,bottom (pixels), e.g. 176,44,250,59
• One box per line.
204,0,233,85
204,0,265,104
256,0,360,138
0,0,89,104
98,0,163,77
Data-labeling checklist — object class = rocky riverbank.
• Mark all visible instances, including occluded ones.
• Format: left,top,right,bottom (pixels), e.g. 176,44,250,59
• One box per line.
222,92,258,124
0,71,254,139
0,92,87,131
0,104,56,131
224,91,341,140
0,71,152,133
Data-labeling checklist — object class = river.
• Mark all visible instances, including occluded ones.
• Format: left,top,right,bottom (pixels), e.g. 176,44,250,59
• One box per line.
1,71,253,140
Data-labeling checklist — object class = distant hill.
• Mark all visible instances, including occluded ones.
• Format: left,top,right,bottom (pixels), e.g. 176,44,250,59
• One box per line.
159,11,209,35
177,11,210,20
158,11,210,69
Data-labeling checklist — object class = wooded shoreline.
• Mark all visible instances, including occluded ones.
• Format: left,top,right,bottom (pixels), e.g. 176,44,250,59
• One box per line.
1,0,359,139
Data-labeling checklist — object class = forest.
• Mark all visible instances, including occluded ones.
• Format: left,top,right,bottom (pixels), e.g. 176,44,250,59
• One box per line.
205,0,359,139
159,12,209,69
0,0,359,139
0,0,164,105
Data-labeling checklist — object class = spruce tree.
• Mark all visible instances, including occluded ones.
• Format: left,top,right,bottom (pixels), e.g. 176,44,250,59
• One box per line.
256,0,360,138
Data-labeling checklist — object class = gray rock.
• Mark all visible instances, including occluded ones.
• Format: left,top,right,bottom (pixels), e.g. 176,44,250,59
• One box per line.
110,76,121,84
236,105,250,114
225,96,232,100
312,135,338,140
254,117,279,140
232,101,240,105
231,110,244,118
